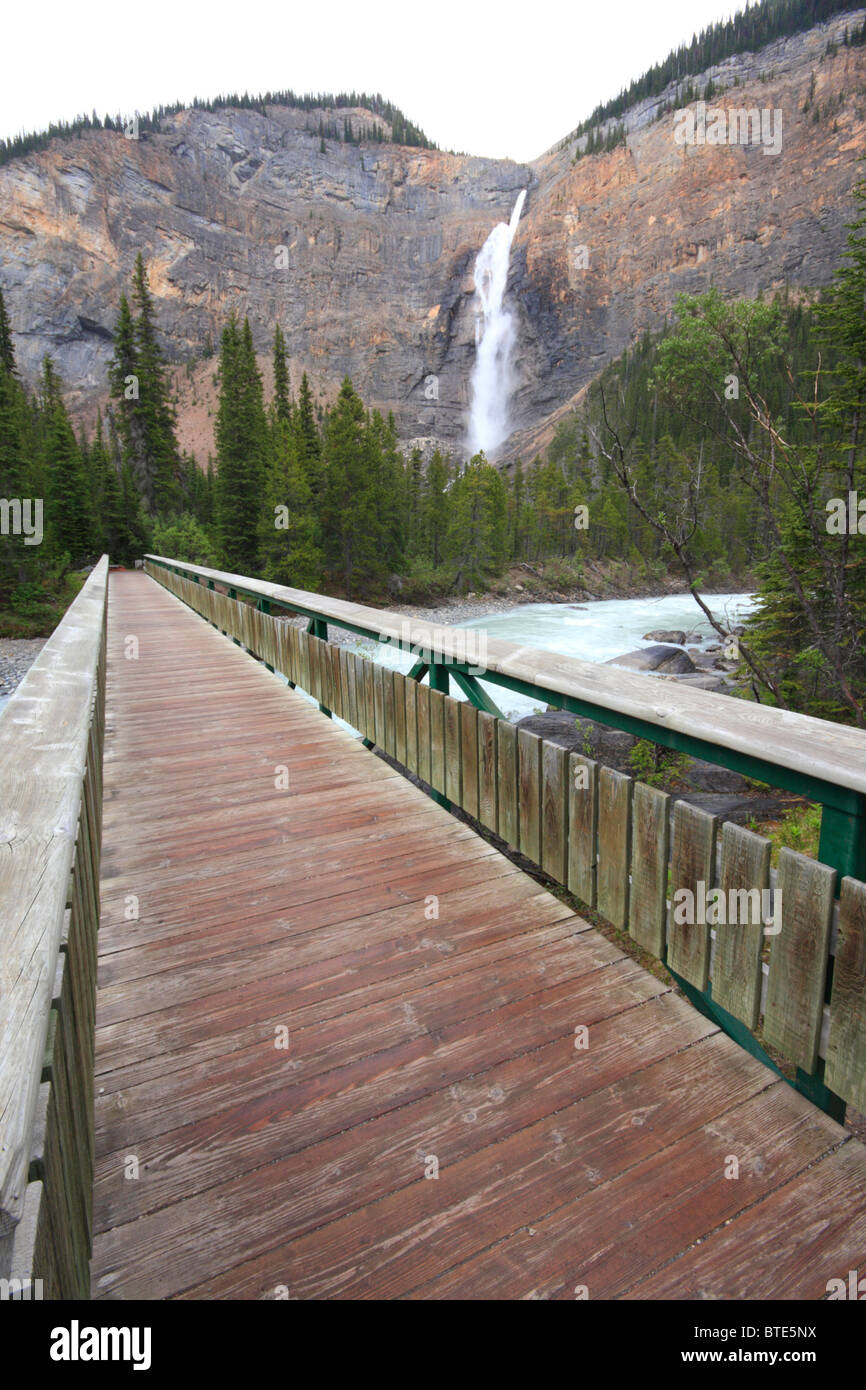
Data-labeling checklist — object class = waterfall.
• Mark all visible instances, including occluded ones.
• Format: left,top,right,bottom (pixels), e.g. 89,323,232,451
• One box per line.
467,189,526,459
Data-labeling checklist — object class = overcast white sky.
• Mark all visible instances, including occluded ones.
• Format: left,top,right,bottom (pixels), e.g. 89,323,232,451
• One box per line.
5,0,743,163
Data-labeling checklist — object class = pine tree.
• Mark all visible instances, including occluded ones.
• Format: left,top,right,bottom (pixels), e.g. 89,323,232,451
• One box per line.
0,284,16,375
130,253,181,513
272,326,292,423
42,359,93,565
215,314,266,572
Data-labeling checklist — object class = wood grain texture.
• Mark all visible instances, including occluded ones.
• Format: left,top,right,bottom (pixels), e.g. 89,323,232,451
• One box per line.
92,568,866,1301
763,850,835,1072
541,742,568,885
429,688,447,796
517,728,542,864
460,703,480,821
628,783,670,958
567,754,598,908
496,720,518,849
825,876,866,1112
444,696,462,804
597,768,633,930
667,802,717,990
712,822,771,1029
477,712,498,835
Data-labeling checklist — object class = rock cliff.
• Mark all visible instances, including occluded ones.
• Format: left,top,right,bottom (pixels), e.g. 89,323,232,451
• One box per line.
0,11,864,462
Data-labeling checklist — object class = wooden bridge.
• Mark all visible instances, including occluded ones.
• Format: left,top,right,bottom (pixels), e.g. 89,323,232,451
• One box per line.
2,555,866,1300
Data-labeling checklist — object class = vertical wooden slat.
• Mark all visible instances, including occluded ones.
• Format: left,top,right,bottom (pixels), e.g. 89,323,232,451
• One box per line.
763,849,835,1072
383,665,396,756
629,782,671,958
429,688,447,795
404,678,419,775
362,659,376,741
497,720,519,848
477,712,498,835
445,697,462,804
393,670,407,766
825,876,866,1112
340,649,353,728
541,742,568,884
373,663,386,747
518,728,542,864
298,629,310,694
667,801,717,990
416,680,432,786
597,767,633,929
330,645,343,720
712,822,770,1029
460,702,480,820
567,753,597,907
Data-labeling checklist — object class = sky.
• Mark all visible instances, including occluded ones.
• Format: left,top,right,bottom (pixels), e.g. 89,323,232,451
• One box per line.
4,0,745,163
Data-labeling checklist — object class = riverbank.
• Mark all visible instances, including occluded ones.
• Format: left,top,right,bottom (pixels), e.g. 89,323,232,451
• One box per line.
0,637,46,702
389,560,756,628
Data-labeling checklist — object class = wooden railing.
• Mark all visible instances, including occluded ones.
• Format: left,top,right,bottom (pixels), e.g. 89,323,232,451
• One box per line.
0,556,108,1299
145,555,866,1120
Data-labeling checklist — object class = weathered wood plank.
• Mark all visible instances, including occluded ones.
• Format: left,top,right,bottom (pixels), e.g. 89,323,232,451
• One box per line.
567,754,597,907
429,688,447,795
541,742,568,884
373,663,386,748
415,681,432,786
517,728,542,864
445,697,462,804
597,767,633,929
393,671,407,768
667,802,717,991
496,721,519,849
712,822,771,1029
404,679,419,775
0,556,108,1240
383,664,396,757
628,782,670,958
763,850,835,1072
460,702,480,821
825,876,866,1112
477,712,498,835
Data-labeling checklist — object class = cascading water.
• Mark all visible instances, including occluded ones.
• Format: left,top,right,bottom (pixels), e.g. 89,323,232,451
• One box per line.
467,189,526,458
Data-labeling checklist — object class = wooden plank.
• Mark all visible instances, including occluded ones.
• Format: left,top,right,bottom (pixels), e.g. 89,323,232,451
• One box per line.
667,802,717,991
415,681,432,786
393,671,407,767
597,767,633,929
429,688,446,795
763,849,835,1072
628,782,670,958
541,741,568,884
460,702,479,821
404,679,418,776
567,754,597,907
383,666,396,757
339,649,353,729
373,663,386,748
330,645,343,721
0,556,108,1238
825,876,866,1112
712,822,770,1029
477,712,498,835
517,728,542,864
496,721,519,848
444,697,462,804
358,658,374,742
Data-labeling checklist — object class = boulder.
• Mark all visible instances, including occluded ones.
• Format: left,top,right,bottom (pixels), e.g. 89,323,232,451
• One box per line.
605,644,697,675
642,629,686,644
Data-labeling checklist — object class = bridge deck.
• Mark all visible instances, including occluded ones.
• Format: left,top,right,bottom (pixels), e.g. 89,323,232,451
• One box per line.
91,571,866,1300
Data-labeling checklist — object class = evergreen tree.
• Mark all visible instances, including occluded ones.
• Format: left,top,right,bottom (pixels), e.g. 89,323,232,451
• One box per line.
272,326,292,423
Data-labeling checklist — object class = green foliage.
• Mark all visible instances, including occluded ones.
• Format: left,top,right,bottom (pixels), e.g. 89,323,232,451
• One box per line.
151,513,218,567
628,739,689,788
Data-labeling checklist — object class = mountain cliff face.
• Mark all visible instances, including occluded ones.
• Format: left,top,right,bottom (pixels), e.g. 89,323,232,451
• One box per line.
1,11,864,463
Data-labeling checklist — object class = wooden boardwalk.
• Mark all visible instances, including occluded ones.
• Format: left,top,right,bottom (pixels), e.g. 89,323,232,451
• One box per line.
91,571,866,1300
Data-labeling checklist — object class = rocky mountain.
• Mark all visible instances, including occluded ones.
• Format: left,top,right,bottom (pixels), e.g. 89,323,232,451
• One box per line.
1,10,864,464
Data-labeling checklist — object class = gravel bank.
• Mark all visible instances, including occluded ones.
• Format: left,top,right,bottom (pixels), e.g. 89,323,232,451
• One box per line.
0,638,47,698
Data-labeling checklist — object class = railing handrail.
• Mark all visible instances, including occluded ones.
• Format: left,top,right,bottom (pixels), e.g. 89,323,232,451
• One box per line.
0,556,109,1237
145,554,866,808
